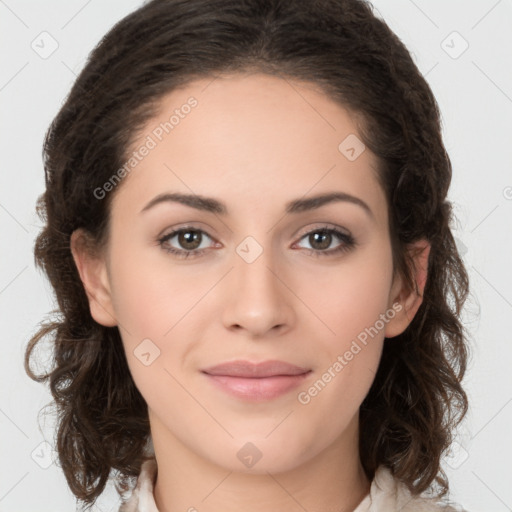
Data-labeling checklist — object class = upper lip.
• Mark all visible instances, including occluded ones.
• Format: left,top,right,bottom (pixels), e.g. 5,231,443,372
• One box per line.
202,360,311,378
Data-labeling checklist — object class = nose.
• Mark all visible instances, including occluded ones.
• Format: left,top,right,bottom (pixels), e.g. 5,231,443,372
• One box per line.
221,245,295,338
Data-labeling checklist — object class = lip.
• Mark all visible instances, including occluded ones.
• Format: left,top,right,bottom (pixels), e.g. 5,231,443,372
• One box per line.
201,360,312,401
202,360,311,377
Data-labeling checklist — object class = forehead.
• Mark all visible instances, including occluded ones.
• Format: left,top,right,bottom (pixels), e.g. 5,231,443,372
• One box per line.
110,72,387,226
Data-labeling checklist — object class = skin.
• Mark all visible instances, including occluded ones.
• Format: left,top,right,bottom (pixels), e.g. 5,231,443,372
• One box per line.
71,72,430,512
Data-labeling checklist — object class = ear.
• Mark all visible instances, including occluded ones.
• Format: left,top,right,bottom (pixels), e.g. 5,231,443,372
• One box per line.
384,239,431,338
70,228,118,327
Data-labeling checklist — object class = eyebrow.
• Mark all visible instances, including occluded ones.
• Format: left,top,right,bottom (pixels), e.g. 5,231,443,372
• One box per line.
140,191,374,219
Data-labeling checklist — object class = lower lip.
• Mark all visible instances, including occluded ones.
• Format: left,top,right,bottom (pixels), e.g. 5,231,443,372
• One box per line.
204,372,311,401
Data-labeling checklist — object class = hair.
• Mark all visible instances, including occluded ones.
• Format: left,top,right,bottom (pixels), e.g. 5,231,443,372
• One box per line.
26,0,470,506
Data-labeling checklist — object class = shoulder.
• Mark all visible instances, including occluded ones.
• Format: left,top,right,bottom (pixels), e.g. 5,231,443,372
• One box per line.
354,466,470,512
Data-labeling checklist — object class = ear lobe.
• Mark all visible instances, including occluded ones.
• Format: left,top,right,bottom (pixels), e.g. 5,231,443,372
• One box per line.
384,239,431,339
70,228,118,327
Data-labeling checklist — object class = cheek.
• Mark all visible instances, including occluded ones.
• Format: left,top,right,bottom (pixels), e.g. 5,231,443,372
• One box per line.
304,247,394,348
292,263,392,450
107,245,212,396
294,244,393,400
108,243,198,341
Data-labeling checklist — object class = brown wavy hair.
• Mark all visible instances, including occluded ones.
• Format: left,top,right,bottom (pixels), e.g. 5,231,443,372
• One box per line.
26,0,470,506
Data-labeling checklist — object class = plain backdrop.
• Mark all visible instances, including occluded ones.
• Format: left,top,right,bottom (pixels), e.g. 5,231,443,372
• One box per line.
1,1,511,511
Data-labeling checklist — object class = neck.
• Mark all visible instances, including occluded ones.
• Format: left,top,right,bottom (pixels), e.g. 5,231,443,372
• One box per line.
151,411,371,512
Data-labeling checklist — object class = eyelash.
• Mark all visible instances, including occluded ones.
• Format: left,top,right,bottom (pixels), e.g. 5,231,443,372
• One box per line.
157,225,356,259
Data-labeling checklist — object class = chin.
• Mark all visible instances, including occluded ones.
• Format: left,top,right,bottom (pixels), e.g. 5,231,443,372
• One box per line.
202,435,315,475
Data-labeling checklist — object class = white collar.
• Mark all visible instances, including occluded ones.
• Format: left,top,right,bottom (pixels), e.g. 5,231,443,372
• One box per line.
118,458,466,512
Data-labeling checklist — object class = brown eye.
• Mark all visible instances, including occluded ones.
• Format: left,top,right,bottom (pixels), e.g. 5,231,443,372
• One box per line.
308,230,333,250
176,230,202,250
295,227,356,257
158,228,215,258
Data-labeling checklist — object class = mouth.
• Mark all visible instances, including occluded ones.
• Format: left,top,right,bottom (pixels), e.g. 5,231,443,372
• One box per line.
201,360,312,401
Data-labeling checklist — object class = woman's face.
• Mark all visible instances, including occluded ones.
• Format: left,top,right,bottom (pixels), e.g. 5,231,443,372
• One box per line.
79,72,414,474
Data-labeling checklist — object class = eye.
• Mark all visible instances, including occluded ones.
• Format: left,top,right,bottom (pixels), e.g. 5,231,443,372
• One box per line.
294,226,356,257
158,227,216,259
158,225,356,259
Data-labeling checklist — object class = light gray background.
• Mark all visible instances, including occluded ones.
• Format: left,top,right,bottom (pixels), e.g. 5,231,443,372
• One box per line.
1,1,511,511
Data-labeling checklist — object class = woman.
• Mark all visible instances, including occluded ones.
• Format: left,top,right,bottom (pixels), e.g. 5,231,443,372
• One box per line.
26,0,470,510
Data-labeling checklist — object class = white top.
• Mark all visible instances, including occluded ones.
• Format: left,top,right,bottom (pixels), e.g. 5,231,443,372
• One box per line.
118,458,468,512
